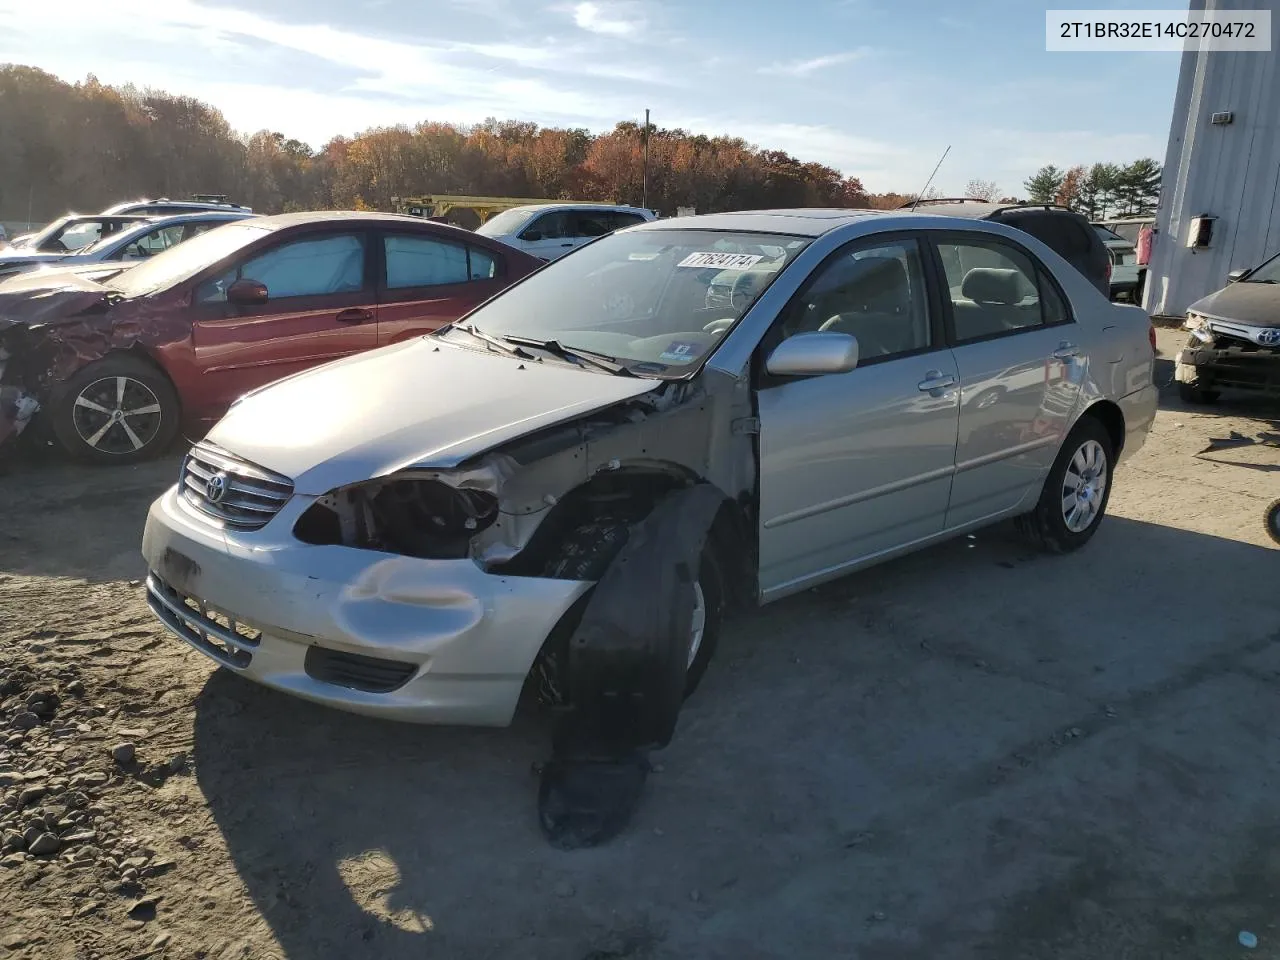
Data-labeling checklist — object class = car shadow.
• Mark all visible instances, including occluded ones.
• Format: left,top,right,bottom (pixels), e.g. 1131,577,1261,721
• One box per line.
192,514,1280,960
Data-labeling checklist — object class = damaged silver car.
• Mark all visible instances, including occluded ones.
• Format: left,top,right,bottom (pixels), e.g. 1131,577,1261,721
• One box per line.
141,209,1158,726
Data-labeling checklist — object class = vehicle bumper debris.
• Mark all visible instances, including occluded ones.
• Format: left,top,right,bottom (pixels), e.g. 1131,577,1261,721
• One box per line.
538,484,722,849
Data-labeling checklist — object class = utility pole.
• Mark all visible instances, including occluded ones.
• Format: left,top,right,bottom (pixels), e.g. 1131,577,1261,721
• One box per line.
642,108,650,210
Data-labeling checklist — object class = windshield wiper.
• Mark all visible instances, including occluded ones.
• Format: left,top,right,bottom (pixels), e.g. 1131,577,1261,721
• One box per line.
452,322,534,359
496,334,634,375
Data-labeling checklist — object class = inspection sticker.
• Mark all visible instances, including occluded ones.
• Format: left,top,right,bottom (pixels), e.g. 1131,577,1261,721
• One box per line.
659,341,702,364
677,252,763,270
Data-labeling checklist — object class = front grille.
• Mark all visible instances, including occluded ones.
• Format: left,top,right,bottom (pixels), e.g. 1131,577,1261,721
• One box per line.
180,443,293,530
304,646,417,693
146,574,260,669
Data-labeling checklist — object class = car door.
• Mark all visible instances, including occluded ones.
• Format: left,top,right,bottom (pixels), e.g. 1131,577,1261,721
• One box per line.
375,230,510,345
186,229,378,417
930,232,1084,528
756,234,960,599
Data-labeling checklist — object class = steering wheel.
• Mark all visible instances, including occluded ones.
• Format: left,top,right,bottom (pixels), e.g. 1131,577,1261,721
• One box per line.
702,317,736,334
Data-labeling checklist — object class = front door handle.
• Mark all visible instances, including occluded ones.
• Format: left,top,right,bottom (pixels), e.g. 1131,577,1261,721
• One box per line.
335,308,373,323
1052,341,1080,360
918,371,958,392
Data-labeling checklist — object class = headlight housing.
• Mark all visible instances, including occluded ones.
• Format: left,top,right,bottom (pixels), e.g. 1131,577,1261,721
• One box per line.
294,474,499,558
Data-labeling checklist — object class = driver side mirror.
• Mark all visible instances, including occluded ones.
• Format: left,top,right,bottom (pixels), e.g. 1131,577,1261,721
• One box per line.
765,332,859,377
227,278,268,306
520,229,543,242
1227,268,1248,283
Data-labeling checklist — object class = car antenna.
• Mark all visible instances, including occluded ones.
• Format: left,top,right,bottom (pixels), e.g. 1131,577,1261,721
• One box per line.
910,145,951,211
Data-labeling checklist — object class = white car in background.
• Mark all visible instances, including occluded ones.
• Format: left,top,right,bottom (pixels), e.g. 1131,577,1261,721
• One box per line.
476,203,656,261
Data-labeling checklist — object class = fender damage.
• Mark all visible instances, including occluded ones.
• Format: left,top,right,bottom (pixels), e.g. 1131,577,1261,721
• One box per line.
0,271,188,451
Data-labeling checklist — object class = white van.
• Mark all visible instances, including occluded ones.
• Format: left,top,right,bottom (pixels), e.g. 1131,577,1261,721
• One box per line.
475,204,656,261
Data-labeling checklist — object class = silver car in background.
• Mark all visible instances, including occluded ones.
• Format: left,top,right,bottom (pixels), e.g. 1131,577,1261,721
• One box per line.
141,209,1158,726
0,211,255,282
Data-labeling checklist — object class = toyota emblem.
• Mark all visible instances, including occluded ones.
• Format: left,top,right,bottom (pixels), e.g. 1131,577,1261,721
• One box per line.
1257,327,1280,346
206,471,229,504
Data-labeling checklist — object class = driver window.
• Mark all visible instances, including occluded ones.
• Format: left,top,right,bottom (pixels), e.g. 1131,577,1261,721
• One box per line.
766,237,932,364
195,233,365,303
117,225,184,260
574,212,610,239
522,212,569,240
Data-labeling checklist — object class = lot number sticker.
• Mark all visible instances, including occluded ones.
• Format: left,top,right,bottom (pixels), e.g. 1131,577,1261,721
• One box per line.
677,252,763,270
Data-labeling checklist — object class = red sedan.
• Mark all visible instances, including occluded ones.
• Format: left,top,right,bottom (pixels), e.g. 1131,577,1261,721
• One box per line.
0,212,541,463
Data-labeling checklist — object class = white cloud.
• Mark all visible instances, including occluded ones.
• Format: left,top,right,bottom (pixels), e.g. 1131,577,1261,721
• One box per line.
759,49,870,76
570,1,643,36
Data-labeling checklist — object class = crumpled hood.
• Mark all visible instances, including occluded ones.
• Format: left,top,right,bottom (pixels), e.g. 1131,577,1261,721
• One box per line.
1189,282,1280,327
0,272,114,330
206,337,662,494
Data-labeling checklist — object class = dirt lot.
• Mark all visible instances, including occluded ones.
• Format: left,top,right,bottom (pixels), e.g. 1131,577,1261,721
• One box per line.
1,327,1278,960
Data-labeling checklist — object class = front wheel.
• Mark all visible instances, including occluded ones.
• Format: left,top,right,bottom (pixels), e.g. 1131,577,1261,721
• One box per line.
534,519,724,706
1016,417,1115,553
1178,381,1220,405
50,354,181,465
1265,499,1280,547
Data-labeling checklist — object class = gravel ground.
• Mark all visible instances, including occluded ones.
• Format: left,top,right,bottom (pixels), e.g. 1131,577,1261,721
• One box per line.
1,327,1277,960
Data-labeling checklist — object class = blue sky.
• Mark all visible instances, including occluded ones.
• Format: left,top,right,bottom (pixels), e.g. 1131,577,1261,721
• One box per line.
0,0,1184,193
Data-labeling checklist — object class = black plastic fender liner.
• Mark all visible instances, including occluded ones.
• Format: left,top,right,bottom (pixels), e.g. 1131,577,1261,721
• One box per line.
538,483,725,849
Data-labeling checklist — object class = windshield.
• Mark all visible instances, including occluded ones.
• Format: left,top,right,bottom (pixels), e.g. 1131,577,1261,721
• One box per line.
1093,225,1125,243
475,208,535,237
109,222,271,297
1245,251,1280,283
450,228,810,375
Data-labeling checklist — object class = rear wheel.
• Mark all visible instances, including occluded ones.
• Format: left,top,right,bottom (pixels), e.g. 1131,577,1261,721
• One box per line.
533,519,723,706
50,354,180,464
1016,416,1114,553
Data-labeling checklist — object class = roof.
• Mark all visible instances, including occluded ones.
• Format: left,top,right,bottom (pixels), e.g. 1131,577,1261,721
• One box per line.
641,208,893,237
498,202,655,216
246,211,480,235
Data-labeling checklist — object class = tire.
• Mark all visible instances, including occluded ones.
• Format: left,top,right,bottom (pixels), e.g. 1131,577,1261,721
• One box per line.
50,353,181,465
1265,499,1280,547
1015,416,1115,553
534,518,724,705
1178,381,1220,405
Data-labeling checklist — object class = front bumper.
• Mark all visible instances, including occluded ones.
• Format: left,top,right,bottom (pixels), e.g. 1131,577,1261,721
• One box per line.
1176,339,1280,395
141,485,591,726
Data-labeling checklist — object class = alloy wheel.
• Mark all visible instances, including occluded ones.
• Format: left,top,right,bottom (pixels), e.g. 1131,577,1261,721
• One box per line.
71,376,164,456
1061,439,1108,533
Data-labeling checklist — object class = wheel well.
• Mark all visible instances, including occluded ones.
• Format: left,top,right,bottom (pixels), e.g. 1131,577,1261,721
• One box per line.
498,466,754,603
1081,400,1124,457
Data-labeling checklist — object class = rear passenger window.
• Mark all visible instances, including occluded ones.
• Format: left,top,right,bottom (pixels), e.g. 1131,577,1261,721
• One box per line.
609,212,647,230
937,239,1051,341
384,235,499,288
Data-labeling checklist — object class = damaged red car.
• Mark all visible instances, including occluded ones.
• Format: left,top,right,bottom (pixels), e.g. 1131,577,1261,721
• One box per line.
0,212,540,462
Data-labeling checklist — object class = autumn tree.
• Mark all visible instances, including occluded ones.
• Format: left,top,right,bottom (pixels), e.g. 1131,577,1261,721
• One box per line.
1055,165,1086,209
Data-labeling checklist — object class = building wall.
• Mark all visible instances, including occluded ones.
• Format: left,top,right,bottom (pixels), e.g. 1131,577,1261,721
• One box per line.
1146,0,1280,316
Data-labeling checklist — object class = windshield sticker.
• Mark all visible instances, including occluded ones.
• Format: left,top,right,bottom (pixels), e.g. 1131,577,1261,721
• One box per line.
677,251,764,270
659,341,702,364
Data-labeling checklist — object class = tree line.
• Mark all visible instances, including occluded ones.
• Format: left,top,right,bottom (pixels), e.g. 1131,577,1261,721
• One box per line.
0,64,925,223
1022,160,1162,219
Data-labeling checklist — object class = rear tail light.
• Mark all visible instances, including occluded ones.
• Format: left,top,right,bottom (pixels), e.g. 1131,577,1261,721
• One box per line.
1148,323,1157,352
1105,259,1112,281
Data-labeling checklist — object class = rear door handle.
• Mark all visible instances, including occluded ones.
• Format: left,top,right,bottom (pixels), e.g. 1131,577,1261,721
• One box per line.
335,308,373,323
560,242,574,247
918,371,958,392
1052,341,1080,360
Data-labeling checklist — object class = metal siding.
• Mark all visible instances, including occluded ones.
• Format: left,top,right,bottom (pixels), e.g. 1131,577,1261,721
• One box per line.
1147,0,1280,316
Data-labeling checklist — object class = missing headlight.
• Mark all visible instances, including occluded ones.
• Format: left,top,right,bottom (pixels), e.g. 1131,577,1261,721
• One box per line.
294,477,499,559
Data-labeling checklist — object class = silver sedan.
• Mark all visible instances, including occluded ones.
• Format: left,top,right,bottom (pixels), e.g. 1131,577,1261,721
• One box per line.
141,209,1158,726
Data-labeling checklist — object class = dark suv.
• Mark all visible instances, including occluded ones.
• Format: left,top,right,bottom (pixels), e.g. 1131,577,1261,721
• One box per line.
903,200,1111,297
